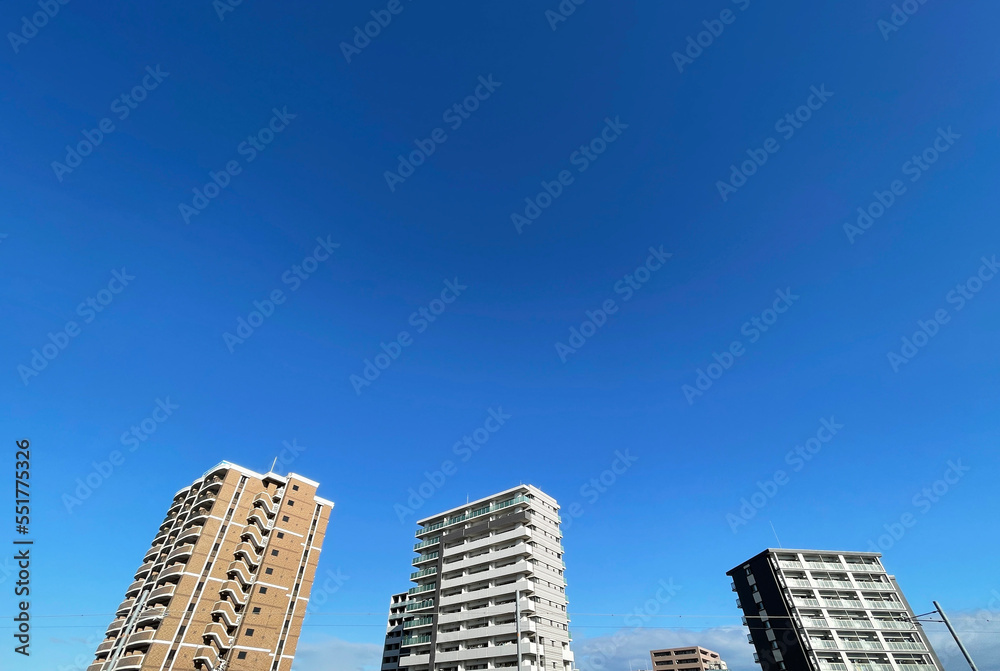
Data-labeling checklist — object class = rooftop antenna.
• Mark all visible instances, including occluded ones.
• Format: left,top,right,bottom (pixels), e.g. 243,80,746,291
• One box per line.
269,456,278,474
769,521,783,548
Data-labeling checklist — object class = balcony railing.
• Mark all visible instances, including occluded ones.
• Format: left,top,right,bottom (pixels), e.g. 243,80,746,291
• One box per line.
411,567,437,580
193,645,221,670
873,620,915,630
403,617,434,629
401,634,432,646
415,495,530,536
414,537,440,550
220,580,248,606
413,552,439,565
166,544,194,564
405,599,434,612
408,583,436,595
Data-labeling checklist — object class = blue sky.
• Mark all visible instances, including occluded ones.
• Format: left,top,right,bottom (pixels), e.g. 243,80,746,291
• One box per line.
2,1,999,670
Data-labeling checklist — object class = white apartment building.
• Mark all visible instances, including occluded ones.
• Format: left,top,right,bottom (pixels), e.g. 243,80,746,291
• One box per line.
381,485,574,671
728,549,944,671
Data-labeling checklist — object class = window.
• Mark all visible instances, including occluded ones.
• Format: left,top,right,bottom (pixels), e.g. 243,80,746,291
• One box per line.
246,628,255,636
288,500,295,507
265,568,274,575
277,532,284,539
237,652,247,660
271,549,279,556
292,485,299,491
260,586,268,594
282,516,289,522
253,607,261,614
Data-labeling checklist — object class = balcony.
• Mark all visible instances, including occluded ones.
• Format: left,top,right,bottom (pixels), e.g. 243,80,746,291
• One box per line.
106,618,126,637
156,563,185,584
253,492,278,515
411,567,437,580
414,537,440,551
147,583,176,604
413,552,439,565
778,560,804,569
414,495,530,536
220,580,248,606
247,508,270,529
804,561,846,571
886,641,926,651
863,600,903,610
212,600,240,627
135,606,168,627
408,582,436,596
405,599,434,612
241,524,266,549
87,663,106,671
96,639,116,655
194,645,221,670
114,654,144,670
195,490,217,508
125,579,145,597
116,597,136,616
403,617,434,629
144,544,163,562
235,542,261,567
134,561,154,579
125,629,157,648
166,544,194,564
401,634,432,646
874,619,915,630
184,508,211,528
227,559,255,586
730,580,737,591
203,621,234,649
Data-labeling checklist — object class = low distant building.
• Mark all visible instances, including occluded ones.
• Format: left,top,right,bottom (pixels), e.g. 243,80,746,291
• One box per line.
650,646,728,671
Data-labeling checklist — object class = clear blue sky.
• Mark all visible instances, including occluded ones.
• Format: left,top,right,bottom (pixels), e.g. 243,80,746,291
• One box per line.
2,1,999,670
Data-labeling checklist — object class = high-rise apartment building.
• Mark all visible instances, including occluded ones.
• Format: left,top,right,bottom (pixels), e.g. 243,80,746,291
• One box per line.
727,549,944,671
650,646,728,671
87,461,332,671
380,485,574,671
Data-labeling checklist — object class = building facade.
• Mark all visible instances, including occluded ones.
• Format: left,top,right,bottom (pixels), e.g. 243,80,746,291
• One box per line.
727,549,944,671
87,461,332,671
381,485,574,671
650,646,728,671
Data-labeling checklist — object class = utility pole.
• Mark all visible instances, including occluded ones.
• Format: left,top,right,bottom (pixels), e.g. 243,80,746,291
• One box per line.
933,601,980,671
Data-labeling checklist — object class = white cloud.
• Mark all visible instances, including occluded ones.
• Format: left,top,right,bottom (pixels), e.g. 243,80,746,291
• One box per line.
292,637,382,671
